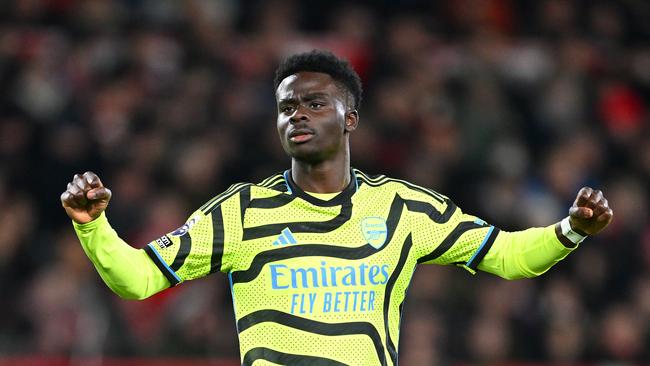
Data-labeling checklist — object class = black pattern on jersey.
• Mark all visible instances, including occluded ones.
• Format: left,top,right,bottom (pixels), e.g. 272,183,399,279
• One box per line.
466,227,501,270
143,245,181,286
267,182,289,192
209,205,225,273
170,232,192,271
417,221,490,264
403,198,456,223
238,310,385,365
259,174,290,192
258,174,284,188
282,168,359,207
201,183,252,214
248,194,296,209
241,200,353,240
383,234,414,365
231,195,404,284
240,185,251,225
242,347,347,366
355,169,446,204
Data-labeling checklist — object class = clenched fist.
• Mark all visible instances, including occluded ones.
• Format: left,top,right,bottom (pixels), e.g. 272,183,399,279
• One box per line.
568,186,613,236
61,171,112,224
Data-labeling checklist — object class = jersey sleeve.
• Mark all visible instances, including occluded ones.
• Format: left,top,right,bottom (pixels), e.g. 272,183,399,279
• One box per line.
410,193,578,278
477,225,576,279
411,195,499,273
143,184,247,285
73,212,171,300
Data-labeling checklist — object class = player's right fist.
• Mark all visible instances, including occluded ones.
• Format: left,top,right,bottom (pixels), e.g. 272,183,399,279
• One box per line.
61,171,112,224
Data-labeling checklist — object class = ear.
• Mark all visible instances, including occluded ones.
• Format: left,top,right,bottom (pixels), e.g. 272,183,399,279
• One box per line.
344,110,359,133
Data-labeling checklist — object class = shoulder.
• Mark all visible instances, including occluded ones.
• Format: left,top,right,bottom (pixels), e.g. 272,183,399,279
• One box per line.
199,182,253,214
199,172,290,214
255,172,289,192
354,169,451,209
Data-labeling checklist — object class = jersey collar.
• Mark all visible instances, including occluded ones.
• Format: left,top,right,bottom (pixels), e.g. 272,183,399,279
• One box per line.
283,168,359,207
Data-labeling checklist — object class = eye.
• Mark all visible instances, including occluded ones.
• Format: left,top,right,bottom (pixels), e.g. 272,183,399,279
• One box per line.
281,106,295,114
310,102,323,109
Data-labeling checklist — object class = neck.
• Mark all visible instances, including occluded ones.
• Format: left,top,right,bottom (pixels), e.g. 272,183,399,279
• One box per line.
291,147,350,193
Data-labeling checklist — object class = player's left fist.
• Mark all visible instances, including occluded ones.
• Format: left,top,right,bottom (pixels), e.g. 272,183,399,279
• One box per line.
568,187,613,236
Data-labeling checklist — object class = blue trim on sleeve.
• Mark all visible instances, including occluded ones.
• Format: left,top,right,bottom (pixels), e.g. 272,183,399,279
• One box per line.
466,226,495,269
146,243,182,284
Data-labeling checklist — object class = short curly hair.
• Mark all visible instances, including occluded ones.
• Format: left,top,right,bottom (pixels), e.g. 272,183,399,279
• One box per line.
274,50,362,110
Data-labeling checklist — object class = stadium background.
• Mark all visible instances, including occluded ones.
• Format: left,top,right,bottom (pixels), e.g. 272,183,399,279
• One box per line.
0,0,648,364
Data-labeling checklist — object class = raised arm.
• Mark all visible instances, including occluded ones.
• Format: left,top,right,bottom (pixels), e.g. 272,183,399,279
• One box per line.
557,186,613,244
478,186,613,279
61,172,169,299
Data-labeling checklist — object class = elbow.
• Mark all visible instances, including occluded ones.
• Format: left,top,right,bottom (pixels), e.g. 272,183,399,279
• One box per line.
496,256,543,280
495,265,538,280
116,290,152,300
497,272,533,280
499,272,529,281
107,283,153,300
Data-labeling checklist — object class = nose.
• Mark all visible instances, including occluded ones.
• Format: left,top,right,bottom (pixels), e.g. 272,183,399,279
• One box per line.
289,105,309,124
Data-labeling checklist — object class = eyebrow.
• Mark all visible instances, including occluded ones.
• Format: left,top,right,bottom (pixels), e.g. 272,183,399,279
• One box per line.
278,92,330,104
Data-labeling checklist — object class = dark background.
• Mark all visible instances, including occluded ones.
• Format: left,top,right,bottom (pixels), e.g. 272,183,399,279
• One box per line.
0,0,648,364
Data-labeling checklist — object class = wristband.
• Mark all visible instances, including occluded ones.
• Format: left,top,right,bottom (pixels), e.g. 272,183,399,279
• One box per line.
560,216,587,245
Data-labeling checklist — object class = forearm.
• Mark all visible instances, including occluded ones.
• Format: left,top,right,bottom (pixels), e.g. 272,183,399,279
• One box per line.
478,224,576,280
73,212,170,299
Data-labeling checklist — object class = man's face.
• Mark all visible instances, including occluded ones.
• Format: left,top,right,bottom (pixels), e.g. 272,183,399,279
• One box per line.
276,72,356,163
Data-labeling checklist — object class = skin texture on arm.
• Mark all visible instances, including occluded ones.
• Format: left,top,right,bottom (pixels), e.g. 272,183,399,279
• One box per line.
73,212,170,299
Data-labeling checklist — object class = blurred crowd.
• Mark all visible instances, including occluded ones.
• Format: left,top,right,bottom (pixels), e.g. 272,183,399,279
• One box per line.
0,0,648,364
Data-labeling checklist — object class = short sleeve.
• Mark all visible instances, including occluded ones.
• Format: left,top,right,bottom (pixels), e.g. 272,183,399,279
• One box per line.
143,184,246,285
410,195,500,274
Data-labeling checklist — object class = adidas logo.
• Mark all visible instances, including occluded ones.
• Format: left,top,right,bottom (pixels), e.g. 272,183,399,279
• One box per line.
273,228,297,246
